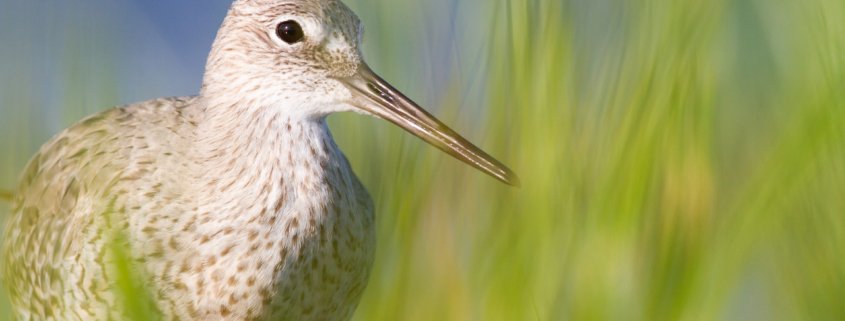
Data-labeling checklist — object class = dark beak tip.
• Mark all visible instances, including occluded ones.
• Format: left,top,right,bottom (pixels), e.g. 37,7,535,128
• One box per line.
489,164,520,187
503,171,521,187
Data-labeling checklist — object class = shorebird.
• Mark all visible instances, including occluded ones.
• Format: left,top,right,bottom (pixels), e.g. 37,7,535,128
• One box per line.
1,0,518,320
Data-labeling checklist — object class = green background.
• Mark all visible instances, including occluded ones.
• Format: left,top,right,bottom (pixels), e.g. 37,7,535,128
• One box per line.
1,0,844,320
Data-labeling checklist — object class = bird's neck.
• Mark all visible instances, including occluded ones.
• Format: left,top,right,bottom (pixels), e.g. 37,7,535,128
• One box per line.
189,100,348,220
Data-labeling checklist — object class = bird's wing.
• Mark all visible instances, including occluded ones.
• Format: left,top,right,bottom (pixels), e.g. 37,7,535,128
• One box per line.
1,96,198,319
1,106,135,318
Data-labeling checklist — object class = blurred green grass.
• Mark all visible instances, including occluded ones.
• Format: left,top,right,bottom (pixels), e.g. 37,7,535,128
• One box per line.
2,0,845,320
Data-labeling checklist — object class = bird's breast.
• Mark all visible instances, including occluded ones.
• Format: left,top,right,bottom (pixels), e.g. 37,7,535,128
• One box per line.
155,119,375,321
261,148,375,320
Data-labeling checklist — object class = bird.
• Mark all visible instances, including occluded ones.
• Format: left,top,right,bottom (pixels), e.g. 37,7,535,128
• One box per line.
1,0,518,320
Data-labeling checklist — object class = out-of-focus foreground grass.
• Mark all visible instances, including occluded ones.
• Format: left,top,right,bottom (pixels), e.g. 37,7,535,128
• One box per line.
2,0,844,320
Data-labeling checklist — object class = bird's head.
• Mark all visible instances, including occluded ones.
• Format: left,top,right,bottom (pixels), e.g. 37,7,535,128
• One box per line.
202,0,519,186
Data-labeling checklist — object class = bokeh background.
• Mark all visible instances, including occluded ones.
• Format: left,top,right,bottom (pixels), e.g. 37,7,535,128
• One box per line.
1,0,844,320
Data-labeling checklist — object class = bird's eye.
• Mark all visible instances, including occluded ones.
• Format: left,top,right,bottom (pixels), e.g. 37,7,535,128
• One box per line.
276,20,304,44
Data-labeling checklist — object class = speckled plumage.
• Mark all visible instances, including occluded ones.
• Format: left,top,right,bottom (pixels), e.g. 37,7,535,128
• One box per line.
3,0,373,320
2,0,518,320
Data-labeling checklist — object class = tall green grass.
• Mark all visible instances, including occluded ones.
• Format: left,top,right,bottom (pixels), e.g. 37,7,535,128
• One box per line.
336,0,845,320
1,0,844,320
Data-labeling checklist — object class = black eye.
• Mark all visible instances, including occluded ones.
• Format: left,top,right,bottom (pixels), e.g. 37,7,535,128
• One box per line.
276,20,304,44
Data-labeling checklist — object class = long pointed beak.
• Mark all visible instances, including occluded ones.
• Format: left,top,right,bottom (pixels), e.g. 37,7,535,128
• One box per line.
339,63,520,186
